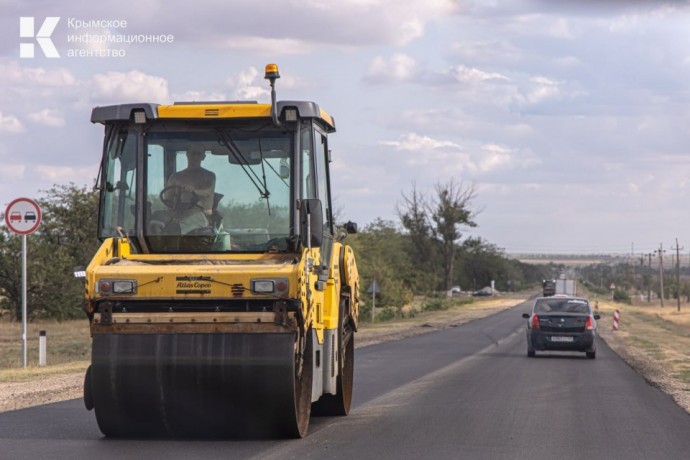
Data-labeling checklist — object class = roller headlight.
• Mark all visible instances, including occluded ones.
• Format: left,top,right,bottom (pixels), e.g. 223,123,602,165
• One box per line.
98,279,137,295
251,278,289,295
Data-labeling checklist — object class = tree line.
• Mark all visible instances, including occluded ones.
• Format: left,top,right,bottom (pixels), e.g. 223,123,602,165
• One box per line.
0,181,552,321
348,180,551,318
578,259,690,306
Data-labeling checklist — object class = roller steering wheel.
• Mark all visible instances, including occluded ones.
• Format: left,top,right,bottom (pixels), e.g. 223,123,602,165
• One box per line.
159,185,199,211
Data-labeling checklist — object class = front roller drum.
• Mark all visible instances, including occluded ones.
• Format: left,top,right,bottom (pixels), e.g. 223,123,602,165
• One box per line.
86,332,313,438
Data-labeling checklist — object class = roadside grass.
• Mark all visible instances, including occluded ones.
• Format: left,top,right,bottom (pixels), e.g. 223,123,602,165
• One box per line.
357,292,530,339
0,318,90,382
594,296,690,388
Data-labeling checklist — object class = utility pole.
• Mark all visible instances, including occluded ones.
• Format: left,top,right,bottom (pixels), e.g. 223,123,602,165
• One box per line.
647,252,653,302
656,244,665,307
639,255,644,299
672,238,683,312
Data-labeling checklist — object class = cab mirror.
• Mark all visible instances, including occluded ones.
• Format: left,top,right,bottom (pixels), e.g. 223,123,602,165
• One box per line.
344,221,358,234
300,199,323,247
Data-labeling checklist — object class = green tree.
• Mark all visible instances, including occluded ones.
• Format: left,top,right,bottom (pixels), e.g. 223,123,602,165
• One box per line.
37,184,100,266
397,183,442,288
0,229,22,321
429,179,478,293
0,184,99,321
348,219,415,312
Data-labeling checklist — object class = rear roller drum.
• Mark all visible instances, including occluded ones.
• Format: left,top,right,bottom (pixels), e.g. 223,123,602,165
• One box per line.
312,298,355,416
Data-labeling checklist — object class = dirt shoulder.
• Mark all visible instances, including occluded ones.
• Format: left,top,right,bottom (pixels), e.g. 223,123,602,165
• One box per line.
2,293,689,416
0,373,85,413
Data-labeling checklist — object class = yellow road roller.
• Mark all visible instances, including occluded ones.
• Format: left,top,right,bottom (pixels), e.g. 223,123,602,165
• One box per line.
80,64,359,438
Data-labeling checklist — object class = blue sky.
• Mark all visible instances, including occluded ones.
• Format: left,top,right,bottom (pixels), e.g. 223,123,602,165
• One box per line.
1,0,690,255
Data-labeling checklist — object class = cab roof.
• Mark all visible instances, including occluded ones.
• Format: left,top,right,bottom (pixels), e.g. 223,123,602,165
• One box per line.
90,100,335,131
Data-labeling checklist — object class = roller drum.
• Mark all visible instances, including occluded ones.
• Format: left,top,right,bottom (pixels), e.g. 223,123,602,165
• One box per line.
90,332,306,438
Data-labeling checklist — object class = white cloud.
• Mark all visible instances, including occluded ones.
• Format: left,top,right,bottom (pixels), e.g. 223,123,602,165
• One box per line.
219,36,315,55
553,56,582,67
0,112,24,133
450,39,523,63
0,164,26,181
379,133,471,171
223,67,269,100
284,0,459,46
478,144,513,172
171,90,228,102
27,109,66,127
0,61,78,87
627,182,640,195
380,132,462,152
34,164,99,184
525,76,561,104
89,70,170,103
93,0,459,55
548,17,575,39
477,143,539,173
609,5,679,33
366,54,420,83
381,0,460,44
451,64,510,84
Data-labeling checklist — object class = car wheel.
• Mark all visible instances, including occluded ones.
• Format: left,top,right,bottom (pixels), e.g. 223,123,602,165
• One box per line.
527,350,535,358
586,351,596,359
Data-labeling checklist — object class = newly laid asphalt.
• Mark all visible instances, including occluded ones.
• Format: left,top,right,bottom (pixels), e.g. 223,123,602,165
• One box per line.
2,299,689,459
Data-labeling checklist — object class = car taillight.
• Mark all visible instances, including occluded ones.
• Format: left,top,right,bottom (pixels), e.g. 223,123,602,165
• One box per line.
531,314,540,329
585,316,594,330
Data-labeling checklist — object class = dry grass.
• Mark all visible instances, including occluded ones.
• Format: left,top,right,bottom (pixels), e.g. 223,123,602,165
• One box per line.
0,318,91,382
357,293,529,346
0,361,89,384
593,296,690,394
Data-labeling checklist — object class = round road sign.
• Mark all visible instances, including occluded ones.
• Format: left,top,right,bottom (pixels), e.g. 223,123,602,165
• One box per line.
4,197,42,235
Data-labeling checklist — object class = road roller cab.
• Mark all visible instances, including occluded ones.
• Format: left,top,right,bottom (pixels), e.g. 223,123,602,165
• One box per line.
81,64,359,438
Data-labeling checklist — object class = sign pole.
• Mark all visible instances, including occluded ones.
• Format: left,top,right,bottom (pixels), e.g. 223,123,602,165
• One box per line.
22,234,27,368
4,197,42,369
372,289,376,323
366,279,380,323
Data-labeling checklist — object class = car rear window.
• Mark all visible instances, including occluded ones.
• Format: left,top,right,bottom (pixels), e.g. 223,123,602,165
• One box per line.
534,298,590,314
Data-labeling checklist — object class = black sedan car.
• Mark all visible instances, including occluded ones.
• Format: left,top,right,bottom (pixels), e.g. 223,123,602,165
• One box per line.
522,296,600,359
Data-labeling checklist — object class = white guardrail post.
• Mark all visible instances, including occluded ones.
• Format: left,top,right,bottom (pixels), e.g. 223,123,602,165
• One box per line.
38,330,47,366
